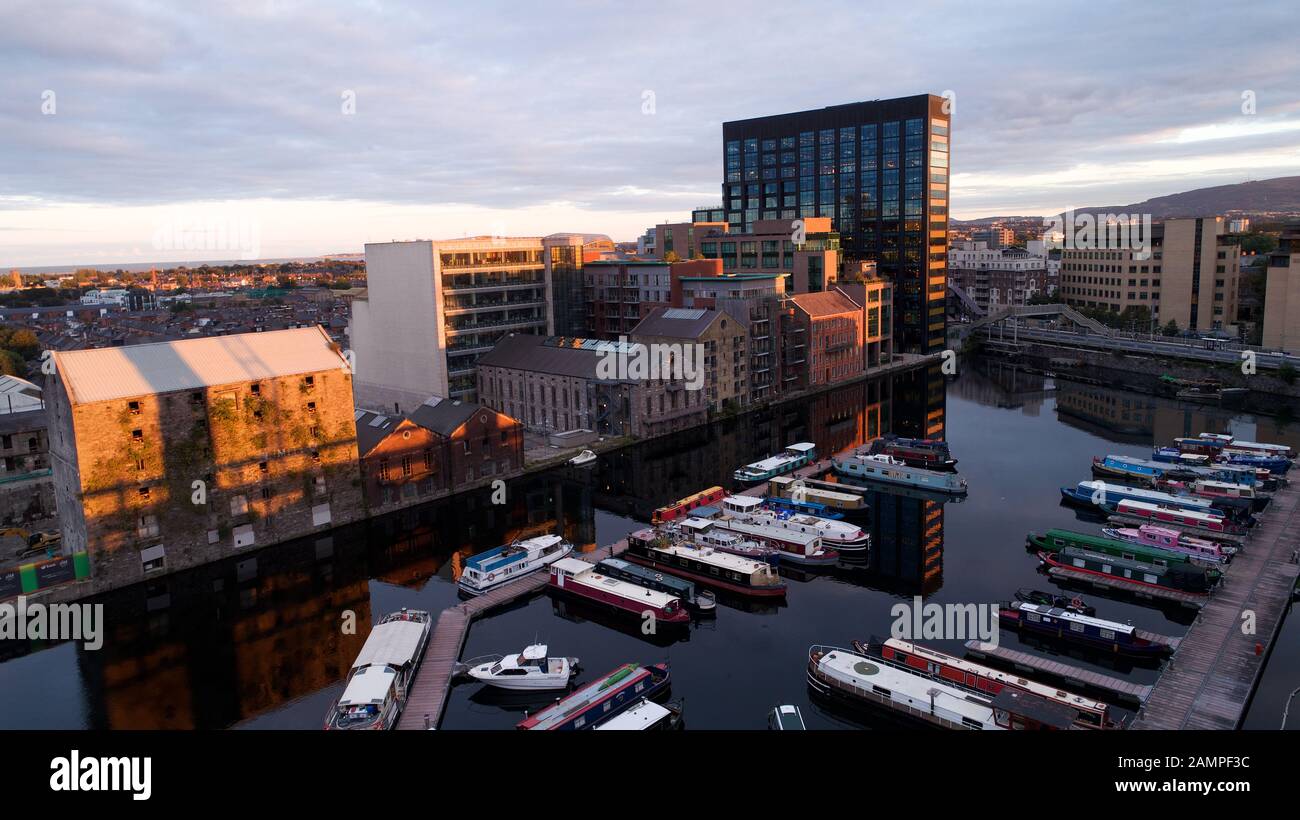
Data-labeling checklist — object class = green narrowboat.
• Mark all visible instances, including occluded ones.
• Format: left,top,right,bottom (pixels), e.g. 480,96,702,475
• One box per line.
1027,528,1221,580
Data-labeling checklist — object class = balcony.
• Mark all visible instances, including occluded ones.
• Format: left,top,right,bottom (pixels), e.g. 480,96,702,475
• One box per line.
445,315,545,335
444,297,546,315
442,276,546,291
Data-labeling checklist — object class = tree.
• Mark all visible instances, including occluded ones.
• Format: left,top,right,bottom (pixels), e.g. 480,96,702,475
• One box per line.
0,349,25,377
1279,363,1298,385
663,251,681,263
1162,320,1180,337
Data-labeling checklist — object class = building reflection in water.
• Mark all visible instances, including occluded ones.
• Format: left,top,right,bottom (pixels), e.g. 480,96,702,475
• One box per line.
33,367,947,728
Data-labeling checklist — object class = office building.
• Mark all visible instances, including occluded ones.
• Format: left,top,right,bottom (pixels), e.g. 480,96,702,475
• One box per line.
1263,224,1300,353
1058,217,1240,332
720,95,952,353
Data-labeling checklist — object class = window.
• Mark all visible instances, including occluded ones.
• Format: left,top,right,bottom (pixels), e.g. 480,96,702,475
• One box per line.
250,384,261,395
141,544,165,573
260,486,273,500
137,514,159,538
230,494,249,516
128,401,141,414
259,461,269,474
132,429,144,443
138,486,151,501
302,376,315,389
306,401,316,413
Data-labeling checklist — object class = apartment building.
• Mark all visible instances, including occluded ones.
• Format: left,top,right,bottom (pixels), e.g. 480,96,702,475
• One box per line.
1058,217,1241,332
948,241,1050,310
1263,224,1300,354
583,260,672,339
788,290,865,390
46,327,362,587
651,217,840,294
719,95,951,354
353,233,611,411
630,306,748,413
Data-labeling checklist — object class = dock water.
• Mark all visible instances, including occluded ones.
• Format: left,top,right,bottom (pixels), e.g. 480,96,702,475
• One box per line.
396,539,628,730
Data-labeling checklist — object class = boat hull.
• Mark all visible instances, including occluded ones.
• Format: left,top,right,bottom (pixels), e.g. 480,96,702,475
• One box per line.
623,552,787,598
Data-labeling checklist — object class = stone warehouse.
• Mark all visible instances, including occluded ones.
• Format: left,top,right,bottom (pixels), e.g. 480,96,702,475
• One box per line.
47,327,363,588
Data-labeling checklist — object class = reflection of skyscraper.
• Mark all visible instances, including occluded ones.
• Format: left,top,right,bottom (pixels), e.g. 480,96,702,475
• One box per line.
862,365,948,593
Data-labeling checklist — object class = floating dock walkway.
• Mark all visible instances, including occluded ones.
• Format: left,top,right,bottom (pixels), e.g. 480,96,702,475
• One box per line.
1045,565,1210,609
396,539,628,730
1131,475,1300,729
963,640,1152,706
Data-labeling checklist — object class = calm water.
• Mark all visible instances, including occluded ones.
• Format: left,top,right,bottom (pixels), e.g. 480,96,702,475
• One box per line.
1,359,1296,730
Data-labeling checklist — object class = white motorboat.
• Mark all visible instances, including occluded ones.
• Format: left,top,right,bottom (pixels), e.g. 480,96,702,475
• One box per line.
458,534,573,595
455,644,579,691
569,449,597,466
324,609,432,730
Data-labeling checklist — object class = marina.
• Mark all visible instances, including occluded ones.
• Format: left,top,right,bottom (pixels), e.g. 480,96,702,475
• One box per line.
5,366,1298,732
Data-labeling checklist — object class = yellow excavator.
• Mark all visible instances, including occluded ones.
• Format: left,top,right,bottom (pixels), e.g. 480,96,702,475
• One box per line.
0,527,62,560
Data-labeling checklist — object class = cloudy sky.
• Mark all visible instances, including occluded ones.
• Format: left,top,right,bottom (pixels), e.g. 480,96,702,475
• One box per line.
2,0,1299,267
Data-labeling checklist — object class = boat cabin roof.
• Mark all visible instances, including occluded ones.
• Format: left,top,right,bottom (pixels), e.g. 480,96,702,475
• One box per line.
1014,601,1136,635
520,644,547,660
990,688,1076,729
678,516,716,531
785,442,816,453
722,495,763,510
594,699,671,730
339,664,396,706
352,619,428,670
551,557,595,576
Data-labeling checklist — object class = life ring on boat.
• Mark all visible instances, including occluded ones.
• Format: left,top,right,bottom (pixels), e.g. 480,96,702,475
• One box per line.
487,572,497,582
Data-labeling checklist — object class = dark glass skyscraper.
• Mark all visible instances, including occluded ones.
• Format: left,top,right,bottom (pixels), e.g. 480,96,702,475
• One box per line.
721,95,950,354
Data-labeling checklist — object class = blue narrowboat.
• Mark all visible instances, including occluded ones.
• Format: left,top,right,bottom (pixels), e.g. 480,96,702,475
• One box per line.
761,495,845,520
1059,480,1216,514
998,601,1176,657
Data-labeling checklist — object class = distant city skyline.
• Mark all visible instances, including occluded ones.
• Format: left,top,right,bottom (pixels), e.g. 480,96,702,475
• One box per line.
3,0,1299,266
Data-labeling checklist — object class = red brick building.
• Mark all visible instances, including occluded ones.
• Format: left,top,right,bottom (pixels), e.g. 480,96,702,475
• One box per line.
356,397,523,512
788,290,865,388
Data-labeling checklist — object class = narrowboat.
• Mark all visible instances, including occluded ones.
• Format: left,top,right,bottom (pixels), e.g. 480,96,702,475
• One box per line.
1092,454,1259,488
1197,432,1295,459
651,486,726,525
458,534,573,596
1219,449,1292,474
594,698,683,730
832,452,968,495
1059,480,1216,514
1100,524,1233,564
1028,529,1223,578
324,609,432,730
806,645,1072,730
1036,546,1218,594
673,517,777,563
625,528,788,597
861,637,1117,729
767,475,869,514
596,557,717,614
1109,499,1247,541
761,494,846,520
726,495,869,556
998,601,1175,657
867,435,958,471
516,662,671,730
768,704,806,730
689,499,842,565
733,442,817,483
455,644,579,691
548,558,691,625
1014,587,1095,616
1158,478,1267,513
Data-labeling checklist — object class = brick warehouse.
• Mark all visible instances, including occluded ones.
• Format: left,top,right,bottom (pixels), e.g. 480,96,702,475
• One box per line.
46,327,364,588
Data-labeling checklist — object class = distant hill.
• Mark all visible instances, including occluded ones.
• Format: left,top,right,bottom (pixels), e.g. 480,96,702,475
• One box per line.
954,176,1300,224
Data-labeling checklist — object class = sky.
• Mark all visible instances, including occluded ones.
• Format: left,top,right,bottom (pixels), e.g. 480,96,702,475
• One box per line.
2,0,1299,268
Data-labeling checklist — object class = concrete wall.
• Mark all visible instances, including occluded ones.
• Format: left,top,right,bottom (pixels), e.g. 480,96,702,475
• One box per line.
353,241,443,413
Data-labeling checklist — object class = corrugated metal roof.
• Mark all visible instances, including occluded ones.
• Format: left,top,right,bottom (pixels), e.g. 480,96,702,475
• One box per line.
54,326,348,405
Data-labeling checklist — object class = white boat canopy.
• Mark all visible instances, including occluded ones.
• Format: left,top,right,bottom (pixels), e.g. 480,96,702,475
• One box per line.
352,620,427,670
339,665,397,707
520,644,548,660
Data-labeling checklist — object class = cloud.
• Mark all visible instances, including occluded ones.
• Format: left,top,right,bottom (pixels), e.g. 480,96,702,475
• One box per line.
0,0,1298,264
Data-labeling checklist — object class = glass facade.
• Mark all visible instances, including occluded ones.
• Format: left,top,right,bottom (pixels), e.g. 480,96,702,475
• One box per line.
721,97,949,354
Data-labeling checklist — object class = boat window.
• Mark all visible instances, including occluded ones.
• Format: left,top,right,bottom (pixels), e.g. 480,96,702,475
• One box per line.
1070,622,1084,633
961,717,983,729
1144,574,1158,583
1027,613,1040,622
1100,629,1115,640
